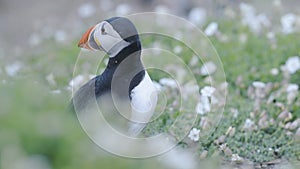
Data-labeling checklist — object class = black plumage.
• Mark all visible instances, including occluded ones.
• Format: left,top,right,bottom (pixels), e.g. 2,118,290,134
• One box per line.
71,40,145,112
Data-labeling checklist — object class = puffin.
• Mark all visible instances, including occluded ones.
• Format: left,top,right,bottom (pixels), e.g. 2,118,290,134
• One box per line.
71,17,157,136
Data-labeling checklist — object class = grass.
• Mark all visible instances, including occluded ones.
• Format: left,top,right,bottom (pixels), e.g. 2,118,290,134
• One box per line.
0,18,299,169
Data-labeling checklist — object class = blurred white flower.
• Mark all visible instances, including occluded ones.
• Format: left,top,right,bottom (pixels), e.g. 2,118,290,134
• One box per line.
54,30,67,43
270,68,279,75
115,4,131,15
240,3,271,33
243,118,254,130
201,86,216,97
69,75,85,90
273,0,282,7
281,13,297,34
252,81,266,88
232,154,243,163
196,86,216,115
231,108,239,118
173,46,182,54
154,5,170,14
200,61,217,75
286,84,299,104
296,127,300,136
219,144,227,151
257,13,271,27
152,41,162,55
188,128,200,142
28,33,42,46
46,73,56,86
267,32,275,40
51,90,61,94
174,31,183,40
159,78,177,88
5,61,22,77
78,3,96,18
189,55,199,66
196,95,211,115
286,83,299,93
152,81,163,92
240,3,255,17
204,22,218,36
188,7,206,26
284,56,300,74
240,3,259,33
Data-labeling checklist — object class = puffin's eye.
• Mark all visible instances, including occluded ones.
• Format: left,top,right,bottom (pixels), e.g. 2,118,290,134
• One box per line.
101,25,106,35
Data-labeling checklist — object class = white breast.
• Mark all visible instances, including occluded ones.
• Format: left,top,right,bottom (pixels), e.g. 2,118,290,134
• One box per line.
129,72,157,135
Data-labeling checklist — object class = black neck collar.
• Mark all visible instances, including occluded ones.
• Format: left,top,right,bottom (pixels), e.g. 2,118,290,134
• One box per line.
106,40,142,69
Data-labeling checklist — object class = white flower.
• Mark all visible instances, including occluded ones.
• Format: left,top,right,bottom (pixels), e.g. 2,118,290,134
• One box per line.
286,83,299,93
46,74,56,86
252,81,266,88
195,96,210,115
28,33,41,46
286,84,299,104
284,56,300,74
188,7,206,26
273,0,281,7
173,46,182,54
267,32,275,40
51,90,61,94
243,118,254,129
240,3,260,33
231,108,239,118
219,144,227,151
196,86,215,114
240,3,255,17
200,61,217,75
78,3,96,18
204,22,218,36
153,81,163,92
154,5,170,14
201,86,216,97
239,3,270,33
115,4,130,15
270,68,279,75
188,128,200,142
281,13,297,34
5,61,22,77
69,75,85,89
231,154,243,162
159,78,177,88
54,30,67,43
189,55,199,66
257,13,271,27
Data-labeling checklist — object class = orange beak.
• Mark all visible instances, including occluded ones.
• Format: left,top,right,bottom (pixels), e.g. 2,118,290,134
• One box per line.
78,25,96,50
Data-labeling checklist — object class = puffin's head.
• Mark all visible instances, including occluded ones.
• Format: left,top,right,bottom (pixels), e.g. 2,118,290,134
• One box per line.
78,17,139,56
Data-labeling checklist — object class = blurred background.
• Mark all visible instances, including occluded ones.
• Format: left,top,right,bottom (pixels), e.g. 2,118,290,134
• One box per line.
0,0,300,169
0,0,299,58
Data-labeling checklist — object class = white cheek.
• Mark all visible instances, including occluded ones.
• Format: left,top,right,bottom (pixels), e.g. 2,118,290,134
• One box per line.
100,35,130,57
100,35,122,52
